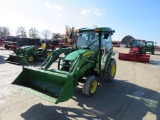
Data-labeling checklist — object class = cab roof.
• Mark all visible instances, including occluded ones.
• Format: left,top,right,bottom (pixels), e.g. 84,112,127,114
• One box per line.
78,27,114,32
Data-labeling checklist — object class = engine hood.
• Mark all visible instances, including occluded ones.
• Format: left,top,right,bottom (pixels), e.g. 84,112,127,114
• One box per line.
64,49,94,61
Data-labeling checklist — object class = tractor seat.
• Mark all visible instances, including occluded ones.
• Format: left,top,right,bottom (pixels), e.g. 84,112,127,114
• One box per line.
41,43,46,49
36,43,47,55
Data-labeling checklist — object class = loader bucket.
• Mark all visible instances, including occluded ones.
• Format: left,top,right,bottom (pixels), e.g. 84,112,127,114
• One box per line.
6,55,26,65
12,67,74,104
119,53,150,63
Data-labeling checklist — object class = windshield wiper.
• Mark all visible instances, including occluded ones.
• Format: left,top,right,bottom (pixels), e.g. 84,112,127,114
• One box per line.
87,39,98,48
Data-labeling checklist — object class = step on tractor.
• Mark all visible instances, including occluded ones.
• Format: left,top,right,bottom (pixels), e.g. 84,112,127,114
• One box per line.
145,41,155,55
12,27,116,104
6,43,52,64
119,39,150,63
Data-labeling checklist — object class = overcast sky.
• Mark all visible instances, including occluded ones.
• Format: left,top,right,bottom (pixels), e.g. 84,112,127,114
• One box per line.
0,0,160,45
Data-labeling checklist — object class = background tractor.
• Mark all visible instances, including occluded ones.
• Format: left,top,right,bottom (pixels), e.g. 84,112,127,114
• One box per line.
119,39,150,63
12,27,116,104
145,41,155,54
6,43,51,64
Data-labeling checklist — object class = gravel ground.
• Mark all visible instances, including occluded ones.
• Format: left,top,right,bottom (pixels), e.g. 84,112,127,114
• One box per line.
0,47,160,120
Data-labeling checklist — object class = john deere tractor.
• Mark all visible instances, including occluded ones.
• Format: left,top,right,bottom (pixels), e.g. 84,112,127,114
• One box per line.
145,41,155,54
6,43,51,64
12,27,116,104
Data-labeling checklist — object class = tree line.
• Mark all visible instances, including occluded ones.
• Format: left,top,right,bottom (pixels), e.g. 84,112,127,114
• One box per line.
0,25,75,40
0,26,61,39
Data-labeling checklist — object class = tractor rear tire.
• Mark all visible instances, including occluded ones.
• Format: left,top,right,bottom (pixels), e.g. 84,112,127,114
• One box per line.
104,58,116,82
83,76,98,96
26,54,34,63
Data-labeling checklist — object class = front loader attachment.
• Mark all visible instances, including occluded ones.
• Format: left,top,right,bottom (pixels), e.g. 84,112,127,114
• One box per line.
12,67,74,104
119,53,150,63
6,54,26,65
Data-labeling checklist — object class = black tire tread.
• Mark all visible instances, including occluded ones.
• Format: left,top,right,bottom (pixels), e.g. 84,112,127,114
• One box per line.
83,76,97,96
104,58,116,82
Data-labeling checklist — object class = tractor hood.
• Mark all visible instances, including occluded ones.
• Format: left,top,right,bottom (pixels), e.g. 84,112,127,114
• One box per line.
64,49,93,61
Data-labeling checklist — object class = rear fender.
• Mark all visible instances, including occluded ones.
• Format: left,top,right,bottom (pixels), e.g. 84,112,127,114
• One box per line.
103,52,115,71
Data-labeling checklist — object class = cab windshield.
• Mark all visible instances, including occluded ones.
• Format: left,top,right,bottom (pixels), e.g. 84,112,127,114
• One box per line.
146,42,153,46
131,40,143,48
76,31,112,51
76,31,99,50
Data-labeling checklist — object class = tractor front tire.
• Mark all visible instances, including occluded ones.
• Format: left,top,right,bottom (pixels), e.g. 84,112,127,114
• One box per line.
104,58,116,82
26,54,34,63
83,76,98,96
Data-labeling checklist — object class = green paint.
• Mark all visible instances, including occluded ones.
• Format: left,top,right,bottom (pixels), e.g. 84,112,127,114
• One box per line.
12,27,116,104
145,41,155,54
65,49,90,61
12,67,73,104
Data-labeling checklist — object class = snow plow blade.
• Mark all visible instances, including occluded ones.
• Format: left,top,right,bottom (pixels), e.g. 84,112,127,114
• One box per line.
118,53,150,63
6,54,26,65
12,67,74,104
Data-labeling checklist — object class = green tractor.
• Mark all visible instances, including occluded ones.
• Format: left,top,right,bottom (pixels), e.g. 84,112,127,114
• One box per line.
6,43,51,64
145,41,155,54
12,27,116,104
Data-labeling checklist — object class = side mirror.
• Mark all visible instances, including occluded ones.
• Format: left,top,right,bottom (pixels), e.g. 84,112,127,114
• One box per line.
104,33,109,39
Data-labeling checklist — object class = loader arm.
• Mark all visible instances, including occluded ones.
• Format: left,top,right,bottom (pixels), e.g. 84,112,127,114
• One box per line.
41,47,74,70
68,51,96,81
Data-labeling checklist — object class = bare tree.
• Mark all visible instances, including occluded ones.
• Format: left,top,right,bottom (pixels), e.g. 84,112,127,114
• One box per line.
28,28,39,38
16,27,27,38
51,33,61,40
41,30,51,39
0,26,10,38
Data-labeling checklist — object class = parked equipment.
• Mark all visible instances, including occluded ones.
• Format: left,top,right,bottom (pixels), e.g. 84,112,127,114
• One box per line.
3,38,40,52
6,43,51,64
119,39,150,63
12,27,116,104
145,41,155,54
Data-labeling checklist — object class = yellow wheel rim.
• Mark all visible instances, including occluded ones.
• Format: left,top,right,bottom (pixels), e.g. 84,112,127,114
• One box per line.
47,52,51,58
90,80,97,94
29,56,33,62
73,43,76,49
111,64,116,77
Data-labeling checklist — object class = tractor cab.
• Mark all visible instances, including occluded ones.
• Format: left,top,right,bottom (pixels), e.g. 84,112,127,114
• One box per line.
76,28,113,53
72,28,115,72
145,41,155,54
146,41,154,47
130,39,146,54
130,39,145,48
